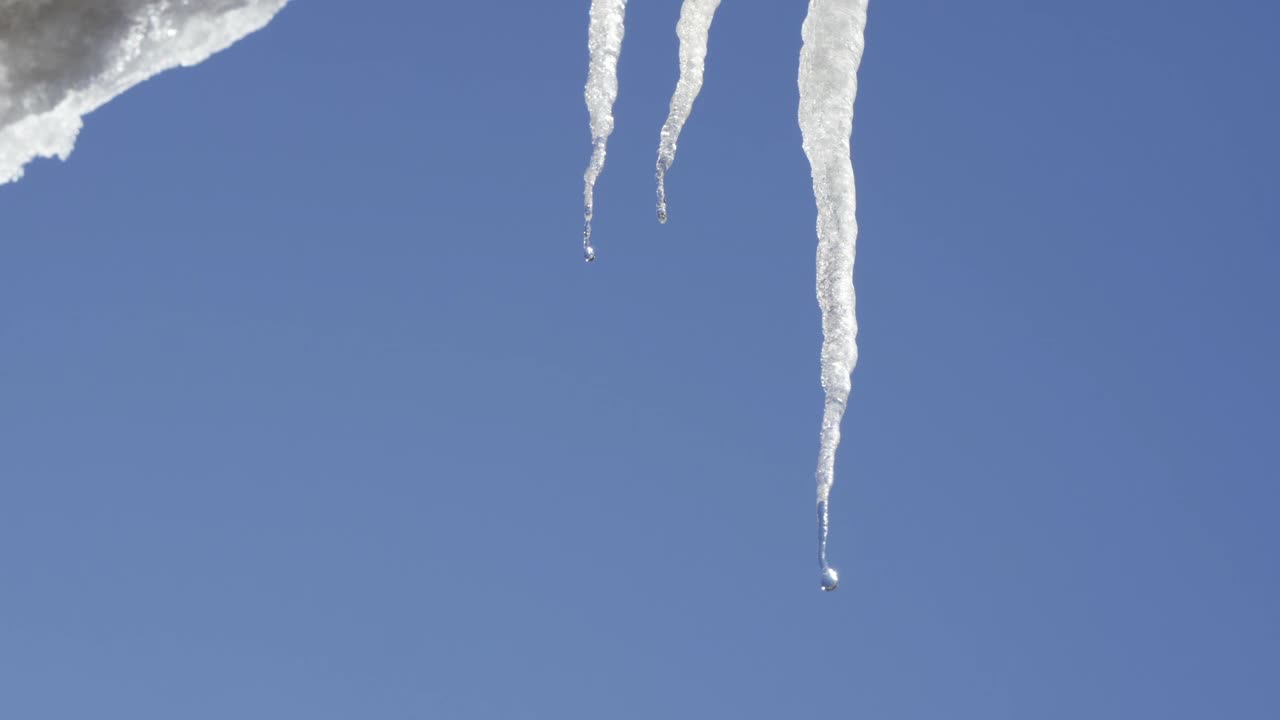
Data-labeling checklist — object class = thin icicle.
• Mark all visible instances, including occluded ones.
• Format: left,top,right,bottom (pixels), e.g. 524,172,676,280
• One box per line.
655,0,721,224
582,0,628,262
798,0,869,592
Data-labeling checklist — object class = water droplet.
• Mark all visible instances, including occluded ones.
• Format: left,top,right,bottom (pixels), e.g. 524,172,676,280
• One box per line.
584,246,596,262
820,565,839,592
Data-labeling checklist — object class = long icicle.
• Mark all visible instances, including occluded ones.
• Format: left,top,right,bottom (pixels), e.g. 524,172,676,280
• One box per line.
655,0,721,224
582,0,628,262
798,0,870,592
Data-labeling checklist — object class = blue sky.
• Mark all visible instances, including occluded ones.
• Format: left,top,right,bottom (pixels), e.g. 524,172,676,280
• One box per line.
2,1,1277,717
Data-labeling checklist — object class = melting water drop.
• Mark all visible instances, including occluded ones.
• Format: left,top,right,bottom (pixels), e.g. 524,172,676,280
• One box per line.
821,566,839,592
818,499,839,591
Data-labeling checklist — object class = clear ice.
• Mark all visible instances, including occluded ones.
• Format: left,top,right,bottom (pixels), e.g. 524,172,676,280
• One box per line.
582,0,628,261
655,0,721,224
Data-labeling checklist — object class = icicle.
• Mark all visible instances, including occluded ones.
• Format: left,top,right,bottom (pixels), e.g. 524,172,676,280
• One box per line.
582,0,628,262
798,0,869,591
655,0,721,224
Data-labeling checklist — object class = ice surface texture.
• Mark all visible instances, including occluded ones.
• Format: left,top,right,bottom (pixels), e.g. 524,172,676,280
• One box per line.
0,0,289,184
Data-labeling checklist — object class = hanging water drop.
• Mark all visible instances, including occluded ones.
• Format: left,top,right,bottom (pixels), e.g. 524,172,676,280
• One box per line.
820,566,840,592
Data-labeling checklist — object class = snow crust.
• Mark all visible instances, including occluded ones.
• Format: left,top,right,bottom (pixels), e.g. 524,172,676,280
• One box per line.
0,0,288,184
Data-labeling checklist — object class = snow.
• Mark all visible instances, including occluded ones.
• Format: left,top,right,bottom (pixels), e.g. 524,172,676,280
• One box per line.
0,0,289,185
655,0,720,224
581,0,628,262
799,0,870,584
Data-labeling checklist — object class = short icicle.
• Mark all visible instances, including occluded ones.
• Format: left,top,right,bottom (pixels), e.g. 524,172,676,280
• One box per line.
582,0,628,262
655,0,721,224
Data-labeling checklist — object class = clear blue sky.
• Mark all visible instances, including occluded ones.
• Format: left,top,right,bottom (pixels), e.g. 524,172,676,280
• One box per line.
2,1,1277,717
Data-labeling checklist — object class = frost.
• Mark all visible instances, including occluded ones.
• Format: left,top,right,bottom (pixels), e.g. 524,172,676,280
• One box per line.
0,0,289,184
